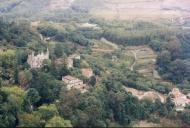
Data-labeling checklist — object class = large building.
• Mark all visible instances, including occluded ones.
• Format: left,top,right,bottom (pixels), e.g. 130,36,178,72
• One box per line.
62,75,88,93
27,49,49,69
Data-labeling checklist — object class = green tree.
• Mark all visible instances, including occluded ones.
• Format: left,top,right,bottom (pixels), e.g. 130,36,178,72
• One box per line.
0,87,25,127
26,88,40,105
73,59,81,68
54,43,63,58
169,59,190,83
167,36,181,59
30,72,62,103
157,50,171,69
38,104,58,121
18,113,42,127
88,76,96,86
45,116,72,127
181,112,190,125
18,70,32,87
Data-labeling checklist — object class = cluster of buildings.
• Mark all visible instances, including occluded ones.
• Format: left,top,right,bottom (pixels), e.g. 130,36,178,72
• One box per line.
27,49,94,93
27,49,49,69
62,55,94,93
62,53,94,93
170,88,190,111
62,75,88,93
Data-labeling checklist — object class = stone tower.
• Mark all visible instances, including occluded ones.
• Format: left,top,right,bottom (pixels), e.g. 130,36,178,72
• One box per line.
27,48,49,69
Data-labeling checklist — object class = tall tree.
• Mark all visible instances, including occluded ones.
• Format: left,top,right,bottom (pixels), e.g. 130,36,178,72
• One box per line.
54,43,63,58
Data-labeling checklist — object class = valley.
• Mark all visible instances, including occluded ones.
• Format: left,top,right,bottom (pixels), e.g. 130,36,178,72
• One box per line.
0,0,190,127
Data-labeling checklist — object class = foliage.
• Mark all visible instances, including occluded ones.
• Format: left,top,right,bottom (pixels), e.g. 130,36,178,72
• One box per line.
0,87,25,127
25,88,40,105
88,76,96,86
38,104,58,121
181,112,190,125
54,43,63,58
30,72,63,104
0,20,44,51
18,113,42,127
18,70,32,87
38,26,58,37
46,116,72,127
0,5,190,127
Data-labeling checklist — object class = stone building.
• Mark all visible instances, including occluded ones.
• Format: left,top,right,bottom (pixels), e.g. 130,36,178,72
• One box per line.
27,49,49,69
62,75,88,93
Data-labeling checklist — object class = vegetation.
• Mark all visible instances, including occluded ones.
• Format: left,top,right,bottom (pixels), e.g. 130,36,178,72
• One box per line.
0,0,190,127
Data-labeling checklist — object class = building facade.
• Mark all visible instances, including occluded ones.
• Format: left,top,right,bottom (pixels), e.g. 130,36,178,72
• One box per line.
27,49,49,69
62,75,88,93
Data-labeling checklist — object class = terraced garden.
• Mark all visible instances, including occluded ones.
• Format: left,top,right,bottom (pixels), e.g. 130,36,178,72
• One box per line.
125,45,158,78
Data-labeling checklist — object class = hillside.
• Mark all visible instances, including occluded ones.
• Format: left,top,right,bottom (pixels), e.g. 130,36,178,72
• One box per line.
1,0,190,127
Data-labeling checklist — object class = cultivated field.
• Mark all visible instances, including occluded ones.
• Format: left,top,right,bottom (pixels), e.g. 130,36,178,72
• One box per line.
90,0,190,22
125,45,158,78
91,38,118,55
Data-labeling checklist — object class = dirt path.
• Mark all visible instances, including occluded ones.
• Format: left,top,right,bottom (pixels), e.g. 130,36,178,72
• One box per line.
130,50,138,71
123,86,166,103
92,48,115,53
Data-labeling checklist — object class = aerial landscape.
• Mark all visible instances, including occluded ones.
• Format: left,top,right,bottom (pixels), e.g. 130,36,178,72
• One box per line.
0,0,190,127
